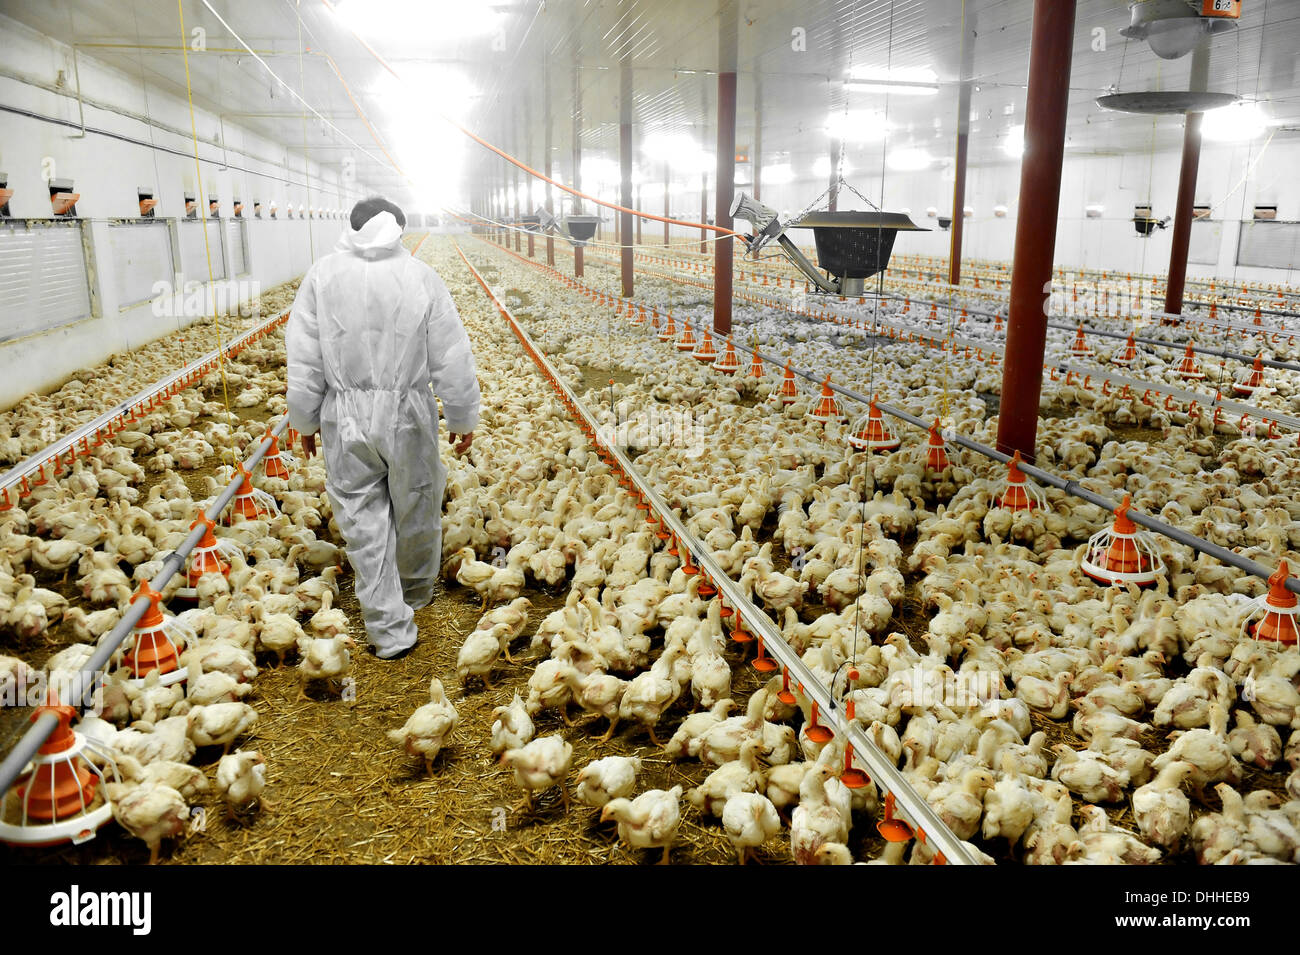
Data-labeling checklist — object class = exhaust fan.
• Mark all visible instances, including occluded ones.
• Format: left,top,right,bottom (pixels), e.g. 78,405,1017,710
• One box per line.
730,191,926,297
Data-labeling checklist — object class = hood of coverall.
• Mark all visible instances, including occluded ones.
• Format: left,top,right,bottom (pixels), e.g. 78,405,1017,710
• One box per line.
337,210,405,259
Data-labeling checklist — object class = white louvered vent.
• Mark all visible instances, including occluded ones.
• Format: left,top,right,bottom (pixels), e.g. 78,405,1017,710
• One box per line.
109,220,174,308
0,220,92,343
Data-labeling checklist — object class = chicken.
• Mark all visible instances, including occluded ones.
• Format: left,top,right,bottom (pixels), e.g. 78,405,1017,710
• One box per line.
105,781,188,863
1051,745,1127,803
489,693,535,756
688,738,766,818
981,774,1038,845
722,791,782,864
186,701,258,752
601,785,684,864
1151,704,1242,797
618,643,686,746
456,624,505,689
1015,672,1073,719
1132,759,1194,850
1228,709,1282,769
558,664,627,741
215,749,271,817
501,734,573,812
475,596,531,663
296,634,355,701
308,590,350,639
790,762,849,865
113,716,196,766
388,677,459,774
574,756,642,809
663,698,736,760
927,767,996,840
116,754,209,801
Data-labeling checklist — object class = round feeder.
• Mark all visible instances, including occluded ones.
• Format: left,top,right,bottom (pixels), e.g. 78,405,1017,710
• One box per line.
1241,560,1298,647
924,419,950,471
998,450,1045,512
1233,355,1271,396
1080,494,1165,587
175,515,241,600
714,338,741,374
658,314,676,342
770,361,799,406
847,396,898,450
676,324,698,352
120,582,193,687
1175,342,1204,379
693,329,718,363
809,375,843,423
563,214,600,248
1067,325,1093,358
748,345,764,378
261,427,296,480
877,791,914,843
0,694,120,848
791,210,928,297
225,462,279,524
1112,333,1137,367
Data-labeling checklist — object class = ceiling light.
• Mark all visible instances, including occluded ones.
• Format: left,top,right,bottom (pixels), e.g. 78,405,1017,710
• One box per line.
1201,101,1269,141
332,0,502,44
1002,125,1025,158
760,163,794,185
813,156,855,178
825,111,892,143
1120,0,1237,60
887,148,932,172
845,65,939,96
641,133,713,174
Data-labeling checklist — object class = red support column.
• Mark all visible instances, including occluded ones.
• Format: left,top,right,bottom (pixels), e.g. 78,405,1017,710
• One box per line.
620,58,634,299
949,79,972,285
996,0,1077,462
544,62,556,266
663,163,670,246
1164,111,1202,317
713,73,737,336
700,172,708,254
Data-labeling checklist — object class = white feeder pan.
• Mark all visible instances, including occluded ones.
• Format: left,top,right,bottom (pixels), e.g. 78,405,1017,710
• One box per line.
0,733,119,848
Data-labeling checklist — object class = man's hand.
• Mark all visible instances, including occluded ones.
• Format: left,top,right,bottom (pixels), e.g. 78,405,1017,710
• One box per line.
301,432,318,458
450,432,474,456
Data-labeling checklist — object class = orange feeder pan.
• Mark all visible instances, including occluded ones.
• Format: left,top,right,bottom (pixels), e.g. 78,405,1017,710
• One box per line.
924,419,950,471
777,668,796,706
1175,343,1204,379
693,329,718,363
840,682,870,788
1112,333,1137,367
658,314,676,342
1244,560,1299,647
261,428,296,479
809,375,843,423
0,693,119,847
121,582,192,687
676,325,698,352
1067,325,1093,357
770,361,799,406
714,338,741,374
1080,494,1165,587
1232,356,1270,397
178,514,241,599
998,450,1044,511
224,463,279,524
748,347,764,379
847,396,898,450
752,636,777,673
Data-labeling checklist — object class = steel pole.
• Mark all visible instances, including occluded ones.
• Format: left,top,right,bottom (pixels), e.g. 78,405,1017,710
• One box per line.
713,72,737,336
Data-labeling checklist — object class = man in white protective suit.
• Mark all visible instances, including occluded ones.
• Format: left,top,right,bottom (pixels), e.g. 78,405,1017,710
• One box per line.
285,197,481,659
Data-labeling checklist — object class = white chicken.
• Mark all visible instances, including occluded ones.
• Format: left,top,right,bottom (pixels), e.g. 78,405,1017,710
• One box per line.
721,791,782,865
574,755,642,809
387,677,459,774
601,785,684,865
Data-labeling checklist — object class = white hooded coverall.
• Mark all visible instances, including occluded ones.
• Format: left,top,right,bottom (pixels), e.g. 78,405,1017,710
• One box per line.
286,213,481,657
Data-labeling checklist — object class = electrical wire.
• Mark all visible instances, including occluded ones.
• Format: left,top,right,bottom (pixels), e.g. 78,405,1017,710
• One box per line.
177,0,237,467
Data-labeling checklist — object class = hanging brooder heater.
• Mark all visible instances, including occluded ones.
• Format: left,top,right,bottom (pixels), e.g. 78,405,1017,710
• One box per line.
563,214,600,247
520,214,542,233
730,192,926,297
1120,0,1238,61
1133,205,1170,237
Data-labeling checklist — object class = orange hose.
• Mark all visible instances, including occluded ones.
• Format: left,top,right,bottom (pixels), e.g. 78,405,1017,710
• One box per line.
314,48,411,183
316,0,741,238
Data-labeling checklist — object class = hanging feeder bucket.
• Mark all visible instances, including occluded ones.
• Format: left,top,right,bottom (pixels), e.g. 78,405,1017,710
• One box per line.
175,514,241,600
998,450,1045,511
1080,494,1166,587
693,329,718,363
224,462,279,524
714,338,741,374
808,375,843,423
1241,560,1298,647
847,396,898,450
1232,355,1271,397
769,362,799,406
0,693,120,848
119,582,192,687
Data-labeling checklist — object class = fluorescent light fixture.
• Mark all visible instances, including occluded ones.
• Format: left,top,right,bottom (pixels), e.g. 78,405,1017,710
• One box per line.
1202,102,1269,142
1002,124,1025,158
332,0,502,44
825,110,892,143
886,147,932,171
813,155,854,178
761,162,794,185
845,65,939,96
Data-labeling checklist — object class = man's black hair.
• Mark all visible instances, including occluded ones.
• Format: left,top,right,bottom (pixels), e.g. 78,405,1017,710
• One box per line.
350,196,407,231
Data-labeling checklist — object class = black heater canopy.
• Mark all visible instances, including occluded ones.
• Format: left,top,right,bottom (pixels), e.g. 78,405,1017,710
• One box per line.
791,211,927,292
564,214,599,246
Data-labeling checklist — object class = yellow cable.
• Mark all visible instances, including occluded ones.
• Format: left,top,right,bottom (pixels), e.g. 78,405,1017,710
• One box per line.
177,0,237,468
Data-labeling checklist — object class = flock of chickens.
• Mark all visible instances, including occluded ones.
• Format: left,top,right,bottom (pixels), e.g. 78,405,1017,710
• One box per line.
2,230,1298,866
